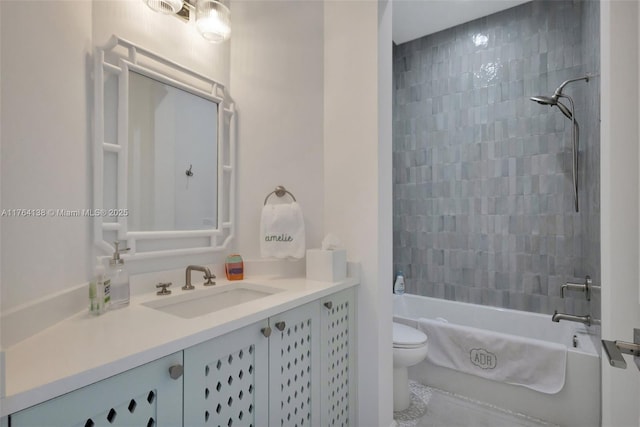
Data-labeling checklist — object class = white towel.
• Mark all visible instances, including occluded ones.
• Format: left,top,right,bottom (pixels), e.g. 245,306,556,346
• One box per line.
417,317,567,394
260,202,306,259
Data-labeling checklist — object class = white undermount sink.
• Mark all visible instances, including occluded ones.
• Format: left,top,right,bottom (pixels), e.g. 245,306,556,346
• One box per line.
142,283,284,319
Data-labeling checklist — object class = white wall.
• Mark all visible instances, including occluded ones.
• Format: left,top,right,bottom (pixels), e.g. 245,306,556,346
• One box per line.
600,1,640,425
378,2,394,425
0,0,230,314
0,0,4,396
230,0,325,260
1,0,326,310
324,1,393,425
1,1,93,313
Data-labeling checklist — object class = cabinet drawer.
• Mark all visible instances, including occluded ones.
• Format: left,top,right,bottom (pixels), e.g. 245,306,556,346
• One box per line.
11,352,183,427
184,320,269,427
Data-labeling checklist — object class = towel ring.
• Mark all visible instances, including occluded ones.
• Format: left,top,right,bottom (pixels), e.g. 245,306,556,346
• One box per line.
264,185,297,205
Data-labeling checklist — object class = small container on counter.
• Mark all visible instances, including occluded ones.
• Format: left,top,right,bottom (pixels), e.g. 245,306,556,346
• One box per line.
89,268,111,315
225,254,244,280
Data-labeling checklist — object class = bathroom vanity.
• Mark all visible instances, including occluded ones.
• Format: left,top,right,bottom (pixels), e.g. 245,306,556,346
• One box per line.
1,32,359,427
3,276,357,426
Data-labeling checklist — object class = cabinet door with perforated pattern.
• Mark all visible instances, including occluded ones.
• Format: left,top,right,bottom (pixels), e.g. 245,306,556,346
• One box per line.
10,352,184,427
268,301,321,427
183,320,269,427
320,289,356,427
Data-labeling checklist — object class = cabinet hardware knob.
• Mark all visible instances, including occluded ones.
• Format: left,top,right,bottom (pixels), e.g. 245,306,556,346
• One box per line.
168,364,183,380
275,321,286,331
261,326,272,337
324,301,333,310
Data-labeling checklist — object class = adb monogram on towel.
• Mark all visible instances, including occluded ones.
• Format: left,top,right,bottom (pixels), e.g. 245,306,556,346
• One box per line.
418,317,567,394
470,348,497,370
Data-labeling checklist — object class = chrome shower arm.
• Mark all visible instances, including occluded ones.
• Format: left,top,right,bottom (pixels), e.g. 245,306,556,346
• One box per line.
554,75,592,98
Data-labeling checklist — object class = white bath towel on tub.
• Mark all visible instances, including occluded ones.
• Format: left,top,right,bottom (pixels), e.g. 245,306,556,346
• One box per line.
418,317,567,394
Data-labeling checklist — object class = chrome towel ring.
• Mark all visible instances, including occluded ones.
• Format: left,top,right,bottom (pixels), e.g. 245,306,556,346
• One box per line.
264,185,297,205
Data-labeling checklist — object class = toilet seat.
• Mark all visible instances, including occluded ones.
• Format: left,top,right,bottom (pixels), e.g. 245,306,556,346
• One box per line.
393,322,427,349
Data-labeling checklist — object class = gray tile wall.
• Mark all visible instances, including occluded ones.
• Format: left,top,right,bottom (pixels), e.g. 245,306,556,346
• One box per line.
393,0,600,316
581,0,600,319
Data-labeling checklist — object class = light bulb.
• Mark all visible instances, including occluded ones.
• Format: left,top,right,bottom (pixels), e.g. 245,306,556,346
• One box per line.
196,0,231,43
144,0,184,14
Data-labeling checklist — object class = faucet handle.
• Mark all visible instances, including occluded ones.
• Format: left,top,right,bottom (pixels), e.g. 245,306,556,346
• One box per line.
561,275,594,300
203,270,216,286
204,276,216,286
156,282,172,295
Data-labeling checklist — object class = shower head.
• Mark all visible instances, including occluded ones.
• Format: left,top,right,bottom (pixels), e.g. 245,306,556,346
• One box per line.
529,74,595,213
529,95,556,105
529,95,573,120
530,74,594,120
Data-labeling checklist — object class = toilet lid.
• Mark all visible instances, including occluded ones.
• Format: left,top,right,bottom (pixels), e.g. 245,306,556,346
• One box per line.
393,322,427,347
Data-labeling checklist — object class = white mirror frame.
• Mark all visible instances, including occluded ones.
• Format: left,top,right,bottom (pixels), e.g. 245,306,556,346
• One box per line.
93,35,235,261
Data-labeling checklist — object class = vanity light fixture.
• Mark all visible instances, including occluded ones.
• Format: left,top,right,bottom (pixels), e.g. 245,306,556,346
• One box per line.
143,0,231,43
144,0,183,14
196,0,231,43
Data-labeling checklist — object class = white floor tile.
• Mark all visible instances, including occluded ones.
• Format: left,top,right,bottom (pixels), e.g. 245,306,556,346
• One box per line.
394,381,559,427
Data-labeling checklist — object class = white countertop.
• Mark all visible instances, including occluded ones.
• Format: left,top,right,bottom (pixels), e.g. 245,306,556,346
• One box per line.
0,275,358,416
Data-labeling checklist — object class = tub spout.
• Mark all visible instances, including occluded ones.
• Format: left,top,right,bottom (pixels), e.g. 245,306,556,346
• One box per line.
552,310,591,326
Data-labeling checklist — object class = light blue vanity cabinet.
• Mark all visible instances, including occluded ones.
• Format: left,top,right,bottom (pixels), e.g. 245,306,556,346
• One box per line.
266,289,357,427
184,292,356,427
184,301,323,427
183,320,270,426
320,288,357,427
268,301,322,426
10,352,184,427
8,288,357,427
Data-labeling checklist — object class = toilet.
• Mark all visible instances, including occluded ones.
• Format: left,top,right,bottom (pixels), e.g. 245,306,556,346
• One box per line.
393,322,428,412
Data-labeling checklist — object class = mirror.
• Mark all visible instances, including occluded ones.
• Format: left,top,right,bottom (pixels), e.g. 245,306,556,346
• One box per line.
94,36,235,260
128,71,218,231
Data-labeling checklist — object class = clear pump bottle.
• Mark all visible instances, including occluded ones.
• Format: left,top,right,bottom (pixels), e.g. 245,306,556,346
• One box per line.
107,241,130,309
394,271,405,295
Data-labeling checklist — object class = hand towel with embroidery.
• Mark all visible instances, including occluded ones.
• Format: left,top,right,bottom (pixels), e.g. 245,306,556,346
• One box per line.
260,202,306,259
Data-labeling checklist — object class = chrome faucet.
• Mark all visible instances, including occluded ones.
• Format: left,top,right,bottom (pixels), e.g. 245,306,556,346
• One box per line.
552,310,592,326
561,275,597,301
183,265,216,290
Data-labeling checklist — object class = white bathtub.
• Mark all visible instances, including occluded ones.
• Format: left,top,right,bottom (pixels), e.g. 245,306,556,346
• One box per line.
394,294,601,427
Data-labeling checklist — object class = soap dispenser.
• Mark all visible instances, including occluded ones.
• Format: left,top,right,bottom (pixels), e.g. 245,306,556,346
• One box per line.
394,271,405,295
107,241,130,309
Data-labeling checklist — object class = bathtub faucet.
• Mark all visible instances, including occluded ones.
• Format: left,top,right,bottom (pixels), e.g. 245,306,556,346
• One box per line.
561,275,598,301
552,311,591,326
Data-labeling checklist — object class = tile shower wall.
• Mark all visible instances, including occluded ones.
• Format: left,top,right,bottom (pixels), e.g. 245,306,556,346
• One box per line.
580,0,600,320
393,0,600,316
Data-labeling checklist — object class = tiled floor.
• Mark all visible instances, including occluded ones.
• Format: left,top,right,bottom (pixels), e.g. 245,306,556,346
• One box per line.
394,381,559,427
